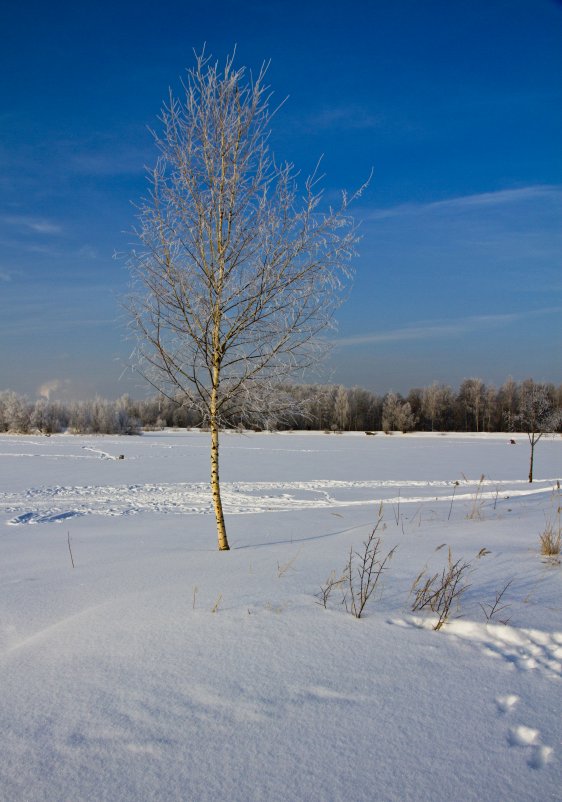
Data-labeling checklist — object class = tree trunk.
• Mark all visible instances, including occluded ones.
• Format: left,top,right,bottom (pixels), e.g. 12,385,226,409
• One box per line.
210,386,229,551
528,435,535,483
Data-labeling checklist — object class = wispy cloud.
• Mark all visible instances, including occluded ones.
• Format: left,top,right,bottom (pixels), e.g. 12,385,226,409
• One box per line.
367,185,562,221
286,103,384,134
335,307,562,347
76,244,98,260
312,104,383,131
0,236,61,257
1,215,62,235
69,142,151,176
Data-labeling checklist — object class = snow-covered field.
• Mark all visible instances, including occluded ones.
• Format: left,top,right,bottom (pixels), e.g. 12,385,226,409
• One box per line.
1,430,561,801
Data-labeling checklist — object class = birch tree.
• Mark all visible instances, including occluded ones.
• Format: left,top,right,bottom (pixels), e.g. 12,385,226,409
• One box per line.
458,378,485,432
422,382,450,431
127,52,364,550
498,376,518,430
513,379,562,482
334,385,350,431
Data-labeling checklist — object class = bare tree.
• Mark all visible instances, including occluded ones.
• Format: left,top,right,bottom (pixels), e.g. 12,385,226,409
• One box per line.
348,385,381,430
382,393,416,433
382,392,400,432
497,376,518,430
512,379,562,482
421,382,450,431
127,51,365,550
0,391,31,433
334,385,350,431
482,384,498,432
458,378,485,432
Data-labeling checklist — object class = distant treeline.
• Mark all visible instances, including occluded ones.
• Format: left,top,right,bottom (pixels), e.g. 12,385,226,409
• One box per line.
1,378,561,435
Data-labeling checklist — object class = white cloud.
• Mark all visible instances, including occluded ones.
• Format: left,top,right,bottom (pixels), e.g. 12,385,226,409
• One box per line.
311,104,383,131
335,307,562,348
69,144,150,176
76,244,98,260
367,185,562,221
1,215,62,235
286,103,384,134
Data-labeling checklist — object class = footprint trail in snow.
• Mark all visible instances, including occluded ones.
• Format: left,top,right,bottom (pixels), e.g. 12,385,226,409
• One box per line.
1,476,555,526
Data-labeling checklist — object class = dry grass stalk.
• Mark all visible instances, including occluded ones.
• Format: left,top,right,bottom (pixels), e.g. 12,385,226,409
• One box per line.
67,531,75,569
277,549,302,578
539,523,561,557
466,474,486,520
393,489,401,525
448,481,460,521
539,482,561,558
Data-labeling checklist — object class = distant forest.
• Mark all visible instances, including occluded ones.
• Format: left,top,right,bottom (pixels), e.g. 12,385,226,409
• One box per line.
1,378,561,436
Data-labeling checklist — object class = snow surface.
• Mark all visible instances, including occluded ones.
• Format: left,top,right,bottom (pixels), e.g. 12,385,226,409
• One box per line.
1,430,561,801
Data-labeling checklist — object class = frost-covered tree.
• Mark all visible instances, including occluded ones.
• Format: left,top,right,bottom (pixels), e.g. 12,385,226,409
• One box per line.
0,391,13,432
347,386,380,430
382,393,400,432
396,401,416,433
382,392,417,433
127,51,364,550
334,385,350,431
422,382,450,431
0,391,31,433
497,377,518,431
458,378,485,432
512,379,562,482
482,384,498,432
30,399,67,433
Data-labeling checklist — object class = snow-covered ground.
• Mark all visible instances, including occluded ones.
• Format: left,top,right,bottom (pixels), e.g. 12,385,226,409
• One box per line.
1,430,561,801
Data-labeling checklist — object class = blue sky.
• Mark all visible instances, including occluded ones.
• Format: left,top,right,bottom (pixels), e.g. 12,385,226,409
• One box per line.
1,0,561,400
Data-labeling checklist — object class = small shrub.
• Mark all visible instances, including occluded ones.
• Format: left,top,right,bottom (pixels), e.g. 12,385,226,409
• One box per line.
316,569,346,608
342,504,396,618
342,529,396,618
317,504,396,618
411,547,472,630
